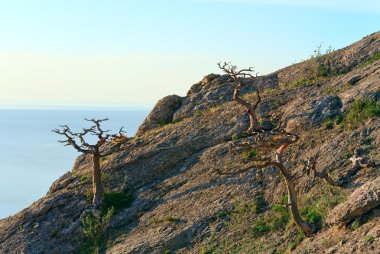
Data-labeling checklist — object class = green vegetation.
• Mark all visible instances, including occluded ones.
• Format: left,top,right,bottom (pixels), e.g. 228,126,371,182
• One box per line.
80,207,114,254
250,220,271,234
301,206,324,231
253,193,267,214
101,172,111,182
364,234,374,244
152,215,179,224
322,99,380,130
81,175,90,184
301,186,346,231
194,109,203,117
231,133,239,142
288,77,314,89
360,51,380,67
350,219,361,230
162,215,178,222
324,120,334,130
242,148,258,160
341,99,380,129
270,204,291,230
84,191,133,213
102,192,133,212
164,249,171,254
288,230,306,251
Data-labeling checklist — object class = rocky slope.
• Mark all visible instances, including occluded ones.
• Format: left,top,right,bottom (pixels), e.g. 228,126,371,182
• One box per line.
0,32,379,254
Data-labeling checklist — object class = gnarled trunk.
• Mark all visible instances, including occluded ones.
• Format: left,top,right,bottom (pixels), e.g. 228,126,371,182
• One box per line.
92,154,104,207
276,145,314,236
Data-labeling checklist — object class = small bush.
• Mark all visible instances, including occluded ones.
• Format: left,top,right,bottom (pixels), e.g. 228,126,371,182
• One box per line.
231,133,239,142
250,220,270,234
364,234,374,243
81,175,90,184
194,109,203,117
350,219,361,230
360,51,380,67
342,100,380,129
85,190,94,204
243,149,258,160
301,206,323,231
324,121,334,130
102,192,133,212
162,215,178,222
81,207,114,253
288,77,314,89
270,204,291,230
253,194,267,214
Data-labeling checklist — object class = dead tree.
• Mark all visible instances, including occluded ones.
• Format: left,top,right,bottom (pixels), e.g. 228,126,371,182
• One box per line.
53,118,127,207
217,63,338,236
218,62,261,133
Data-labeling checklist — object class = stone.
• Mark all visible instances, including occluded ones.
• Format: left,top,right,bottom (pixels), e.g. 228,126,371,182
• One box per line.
136,95,183,135
326,177,380,225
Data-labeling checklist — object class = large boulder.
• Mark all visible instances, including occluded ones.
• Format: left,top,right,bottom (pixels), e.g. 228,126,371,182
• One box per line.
136,95,183,135
326,176,380,225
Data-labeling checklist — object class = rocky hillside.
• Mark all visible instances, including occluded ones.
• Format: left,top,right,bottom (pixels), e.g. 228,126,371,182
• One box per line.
0,32,379,254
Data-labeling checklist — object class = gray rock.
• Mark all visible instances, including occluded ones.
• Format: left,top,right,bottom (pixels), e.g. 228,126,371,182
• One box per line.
137,95,183,135
326,176,380,225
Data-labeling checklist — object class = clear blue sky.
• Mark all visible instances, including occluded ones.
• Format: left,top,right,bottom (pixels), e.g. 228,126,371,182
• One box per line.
0,0,378,108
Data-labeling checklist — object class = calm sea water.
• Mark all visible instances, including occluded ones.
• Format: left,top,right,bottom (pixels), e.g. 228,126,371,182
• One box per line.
0,109,149,219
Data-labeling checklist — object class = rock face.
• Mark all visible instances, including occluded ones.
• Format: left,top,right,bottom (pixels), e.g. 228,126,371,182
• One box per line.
326,176,380,225
136,95,183,135
0,32,380,254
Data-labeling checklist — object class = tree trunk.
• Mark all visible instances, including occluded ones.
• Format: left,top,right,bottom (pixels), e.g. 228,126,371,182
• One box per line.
92,154,104,207
233,87,259,132
276,145,314,236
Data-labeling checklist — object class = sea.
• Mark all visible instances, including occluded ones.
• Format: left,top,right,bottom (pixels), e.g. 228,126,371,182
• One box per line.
0,109,150,219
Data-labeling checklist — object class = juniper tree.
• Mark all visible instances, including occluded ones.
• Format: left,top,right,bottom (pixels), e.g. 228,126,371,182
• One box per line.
217,62,339,235
53,118,127,207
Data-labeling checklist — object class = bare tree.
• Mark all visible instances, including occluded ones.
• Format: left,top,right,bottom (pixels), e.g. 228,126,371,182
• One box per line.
218,63,338,236
53,118,127,207
218,62,261,133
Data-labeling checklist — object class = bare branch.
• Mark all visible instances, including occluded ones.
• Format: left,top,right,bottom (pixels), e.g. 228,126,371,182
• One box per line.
304,155,338,187
218,62,260,132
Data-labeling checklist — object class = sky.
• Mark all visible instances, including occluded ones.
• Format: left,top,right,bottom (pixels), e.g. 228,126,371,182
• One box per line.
0,0,379,109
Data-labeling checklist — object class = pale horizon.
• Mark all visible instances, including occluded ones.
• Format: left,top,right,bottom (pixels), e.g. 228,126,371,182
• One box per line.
0,0,378,108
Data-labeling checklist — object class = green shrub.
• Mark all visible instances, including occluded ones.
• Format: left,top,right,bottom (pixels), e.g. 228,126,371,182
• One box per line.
364,234,374,243
324,121,334,130
250,220,270,234
81,207,114,253
81,175,90,184
102,192,133,212
253,194,267,214
85,190,94,204
334,114,344,124
270,204,291,230
342,99,380,129
301,206,323,231
162,215,178,222
231,133,239,142
243,149,258,160
288,77,314,89
194,109,203,117
360,51,380,67
350,219,360,230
